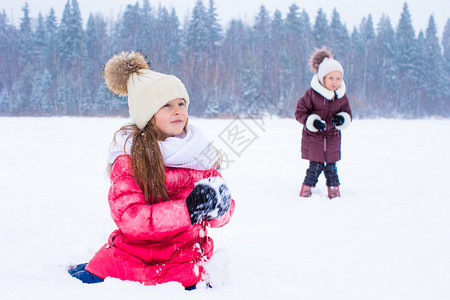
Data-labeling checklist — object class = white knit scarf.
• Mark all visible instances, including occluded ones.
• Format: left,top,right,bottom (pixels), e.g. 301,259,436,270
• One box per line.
108,125,217,170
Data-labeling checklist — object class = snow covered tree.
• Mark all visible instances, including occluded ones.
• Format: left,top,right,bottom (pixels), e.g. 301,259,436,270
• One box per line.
17,4,34,113
237,51,260,115
18,3,33,68
153,7,182,72
85,13,108,103
207,0,222,52
329,8,350,63
30,69,53,115
0,10,19,98
253,5,271,96
140,0,154,55
442,19,450,114
70,0,86,64
117,3,142,51
423,15,444,115
44,8,59,112
414,31,428,117
0,88,10,114
34,13,46,69
360,15,377,106
186,0,209,55
220,19,252,113
372,15,396,114
268,10,286,109
394,3,416,115
58,1,73,69
313,8,329,48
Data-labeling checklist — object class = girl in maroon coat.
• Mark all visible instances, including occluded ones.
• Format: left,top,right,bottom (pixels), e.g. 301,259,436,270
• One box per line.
295,47,352,199
68,51,234,290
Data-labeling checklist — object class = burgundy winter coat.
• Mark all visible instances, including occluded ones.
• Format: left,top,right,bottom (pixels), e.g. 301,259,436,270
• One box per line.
295,76,352,163
85,155,235,287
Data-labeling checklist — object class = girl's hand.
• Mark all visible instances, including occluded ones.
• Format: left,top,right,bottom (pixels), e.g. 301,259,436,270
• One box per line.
313,119,326,131
331,115,345,126
186,177,231,224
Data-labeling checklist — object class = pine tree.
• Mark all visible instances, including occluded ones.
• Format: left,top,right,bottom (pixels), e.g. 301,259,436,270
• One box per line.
39,69,54,114
34,13,46,69
329,8,350,62
30,69,52,115
424,15,444,115
220,19,252,112
17,3,34,113
313,8,329,48
140,0,154,55
269,10,285,109
0,10,19,99
58,1,74,69
373,15,396,114
18,3,33,67
207,0,222,49
253,5,271,97
185,0,211,113
284,5,313,111
186,0,209,56
237,51,260,115
415,31,427,117
394,2,416,115
360,15,376,106
118,3,142,51
86,13,108,101
0,88,10,114
442,19,450,114
44,8,59,112
70,0,86,64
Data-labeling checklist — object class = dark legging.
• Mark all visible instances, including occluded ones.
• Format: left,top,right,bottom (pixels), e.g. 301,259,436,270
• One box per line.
303,161,340,187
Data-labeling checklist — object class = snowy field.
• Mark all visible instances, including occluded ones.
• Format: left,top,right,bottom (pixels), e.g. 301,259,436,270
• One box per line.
1,116,449,300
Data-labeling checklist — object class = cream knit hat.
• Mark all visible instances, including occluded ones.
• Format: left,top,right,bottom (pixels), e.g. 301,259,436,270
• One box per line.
317,57,344,85
309,47,344,85
103,51,189,129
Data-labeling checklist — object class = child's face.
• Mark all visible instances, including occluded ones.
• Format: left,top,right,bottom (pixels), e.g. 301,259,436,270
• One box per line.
154,98,188,139
323,71,342,91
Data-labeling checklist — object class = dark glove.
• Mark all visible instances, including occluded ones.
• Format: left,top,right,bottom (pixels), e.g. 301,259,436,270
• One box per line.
186,177,231,224
313,119,326,131
331,115,345,127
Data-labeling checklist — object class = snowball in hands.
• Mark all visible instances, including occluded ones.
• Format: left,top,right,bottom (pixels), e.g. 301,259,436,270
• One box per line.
186,177,231,224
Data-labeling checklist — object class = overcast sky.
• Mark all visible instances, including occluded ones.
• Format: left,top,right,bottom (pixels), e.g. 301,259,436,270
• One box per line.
2,0,449,36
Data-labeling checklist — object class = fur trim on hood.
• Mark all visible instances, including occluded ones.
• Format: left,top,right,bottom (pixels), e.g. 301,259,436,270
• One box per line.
311,74,346,100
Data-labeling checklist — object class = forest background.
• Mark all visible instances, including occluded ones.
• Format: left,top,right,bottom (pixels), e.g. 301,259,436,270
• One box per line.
0,0,449,118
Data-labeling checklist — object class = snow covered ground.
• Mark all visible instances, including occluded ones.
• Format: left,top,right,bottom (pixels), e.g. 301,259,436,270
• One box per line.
1,117,449,299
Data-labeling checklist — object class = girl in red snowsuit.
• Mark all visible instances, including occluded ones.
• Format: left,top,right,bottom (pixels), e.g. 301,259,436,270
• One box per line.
69,51,234,290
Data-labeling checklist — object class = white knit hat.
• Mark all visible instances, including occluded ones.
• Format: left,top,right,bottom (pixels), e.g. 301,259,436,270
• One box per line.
103,51,189,130
317,57,344,85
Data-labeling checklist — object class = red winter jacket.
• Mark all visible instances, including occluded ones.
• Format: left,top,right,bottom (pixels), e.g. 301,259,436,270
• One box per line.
85,155,235,287
295,75,352,163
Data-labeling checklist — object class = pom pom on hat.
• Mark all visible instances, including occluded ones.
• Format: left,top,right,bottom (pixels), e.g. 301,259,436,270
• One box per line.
308,47,333,74
309,46,344,85
103,51,190,130
104,51,149,96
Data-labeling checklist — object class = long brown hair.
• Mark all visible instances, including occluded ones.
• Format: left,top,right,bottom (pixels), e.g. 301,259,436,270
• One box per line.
112,118,170,204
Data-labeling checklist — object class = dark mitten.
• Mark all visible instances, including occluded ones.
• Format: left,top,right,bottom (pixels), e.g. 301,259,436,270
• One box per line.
186,177,231,224
331,115,345,126
313,119,326,131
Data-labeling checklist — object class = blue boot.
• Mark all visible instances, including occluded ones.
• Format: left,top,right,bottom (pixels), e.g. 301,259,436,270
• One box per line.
68,263,104,284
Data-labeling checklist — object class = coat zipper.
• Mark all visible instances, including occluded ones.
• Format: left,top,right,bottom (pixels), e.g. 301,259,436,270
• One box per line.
323,97,327,157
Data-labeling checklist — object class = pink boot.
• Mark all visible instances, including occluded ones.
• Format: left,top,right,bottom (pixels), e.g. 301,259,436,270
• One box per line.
328,186,340,199
300,184,312,197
